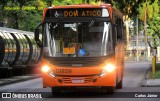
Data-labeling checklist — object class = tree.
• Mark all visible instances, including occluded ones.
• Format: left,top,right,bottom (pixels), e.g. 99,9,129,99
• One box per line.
0,0,9,26
40,0,53,6
52,0,96,5
0,0,43,31
107,0,141,50
138,0,159,48
147,12,160,48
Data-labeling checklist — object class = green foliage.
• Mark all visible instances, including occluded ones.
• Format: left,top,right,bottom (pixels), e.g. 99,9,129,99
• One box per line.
110,0,140,17
148,13,160,47
2,0,158,34
0,0,43,31
138,0,160,47
138,0,159,21
0,0,98,31
18,11,42,31
138,2,146,21
52,0,97,5
150,63,160,79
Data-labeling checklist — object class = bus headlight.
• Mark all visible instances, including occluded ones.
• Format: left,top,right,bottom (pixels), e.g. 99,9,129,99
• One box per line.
41,65,50,73
41,65,56,78
100,64,115,77
104,64,115,72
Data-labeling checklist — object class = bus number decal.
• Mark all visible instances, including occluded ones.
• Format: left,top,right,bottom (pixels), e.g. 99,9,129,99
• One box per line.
56,69,72,74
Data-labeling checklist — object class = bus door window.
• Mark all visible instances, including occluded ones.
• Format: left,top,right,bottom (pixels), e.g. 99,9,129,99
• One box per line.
112,23,119,50
115,25,118,43
117,19,123,40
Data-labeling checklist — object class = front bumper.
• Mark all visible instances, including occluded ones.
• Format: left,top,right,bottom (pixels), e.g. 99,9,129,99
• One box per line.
42,71,116,88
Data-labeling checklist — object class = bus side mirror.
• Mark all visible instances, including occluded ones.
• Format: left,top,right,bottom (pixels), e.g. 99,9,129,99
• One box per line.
34,22,42,48
35,28,40,41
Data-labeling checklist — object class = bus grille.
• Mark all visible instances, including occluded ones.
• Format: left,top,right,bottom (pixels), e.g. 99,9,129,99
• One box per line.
60,77,96,84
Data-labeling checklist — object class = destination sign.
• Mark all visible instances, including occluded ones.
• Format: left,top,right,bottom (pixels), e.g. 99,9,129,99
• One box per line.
45,8,109,18
63,10,102,17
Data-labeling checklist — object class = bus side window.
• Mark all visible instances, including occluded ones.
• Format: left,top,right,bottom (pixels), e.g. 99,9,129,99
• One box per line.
114,25,117,42
117,19,123,40
112,25,117,48
117,27,122,39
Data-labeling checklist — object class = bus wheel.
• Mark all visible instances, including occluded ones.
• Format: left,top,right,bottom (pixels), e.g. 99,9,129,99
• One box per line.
116,80,122,89
51,87,60,96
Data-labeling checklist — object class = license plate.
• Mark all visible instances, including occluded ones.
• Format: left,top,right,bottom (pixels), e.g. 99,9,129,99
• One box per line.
72,79,84,83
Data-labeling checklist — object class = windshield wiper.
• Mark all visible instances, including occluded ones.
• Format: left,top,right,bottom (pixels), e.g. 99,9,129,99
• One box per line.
53,23,58,28
88,19,95,27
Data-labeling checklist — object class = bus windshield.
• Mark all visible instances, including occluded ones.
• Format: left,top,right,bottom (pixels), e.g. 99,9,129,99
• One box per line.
43,21,113,57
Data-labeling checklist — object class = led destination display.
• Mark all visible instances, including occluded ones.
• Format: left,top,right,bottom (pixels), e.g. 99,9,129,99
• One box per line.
45,8,109,18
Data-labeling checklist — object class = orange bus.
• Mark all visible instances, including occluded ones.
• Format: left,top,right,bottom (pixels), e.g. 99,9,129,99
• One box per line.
35,3,124,94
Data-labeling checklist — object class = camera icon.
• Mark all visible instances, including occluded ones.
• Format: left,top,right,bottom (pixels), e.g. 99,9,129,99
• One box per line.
2,93,11,98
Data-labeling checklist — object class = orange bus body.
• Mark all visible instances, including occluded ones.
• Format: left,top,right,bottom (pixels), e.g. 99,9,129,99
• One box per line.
40,4,124,93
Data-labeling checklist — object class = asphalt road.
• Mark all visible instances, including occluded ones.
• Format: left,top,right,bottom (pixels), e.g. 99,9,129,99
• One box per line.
1,62,160,101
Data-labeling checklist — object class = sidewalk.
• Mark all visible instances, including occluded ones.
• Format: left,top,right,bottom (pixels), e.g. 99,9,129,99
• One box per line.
0,74,41,86
142,68,160,87
145,62,160,87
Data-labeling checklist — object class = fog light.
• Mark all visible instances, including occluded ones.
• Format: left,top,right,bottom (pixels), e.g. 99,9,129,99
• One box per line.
41,65,50,73
58,79,62,83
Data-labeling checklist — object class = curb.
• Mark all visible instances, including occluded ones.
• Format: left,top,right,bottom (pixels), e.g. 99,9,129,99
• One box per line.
141,65,160,87
0,74,41,86
141,66,151,87
145,84,160,87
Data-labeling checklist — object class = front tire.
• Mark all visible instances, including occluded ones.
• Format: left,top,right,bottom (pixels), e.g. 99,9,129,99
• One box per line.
116,80,122,89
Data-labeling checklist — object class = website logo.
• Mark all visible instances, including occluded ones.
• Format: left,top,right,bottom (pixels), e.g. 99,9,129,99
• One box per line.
2,93,11,98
